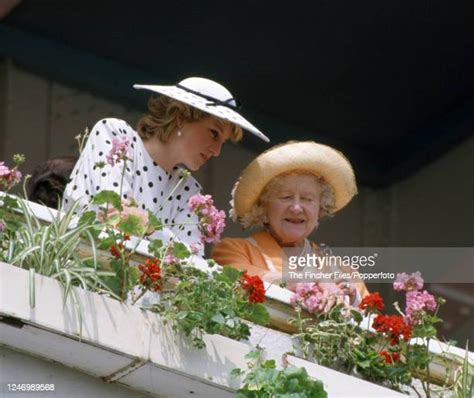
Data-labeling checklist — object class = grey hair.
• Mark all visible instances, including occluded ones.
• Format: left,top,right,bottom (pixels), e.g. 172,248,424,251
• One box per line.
232,171,336,229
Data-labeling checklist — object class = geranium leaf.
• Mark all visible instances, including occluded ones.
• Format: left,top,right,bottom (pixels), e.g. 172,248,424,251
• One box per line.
173,242,190,259
92,190,121,209
128,265,139,285
147,211,163,231
246,303,270,325
117,215,144,236
78,210,97,226
148,239,163,256
351,309,363,324
211,313,225,325
97,236,115,250
222,265,242,283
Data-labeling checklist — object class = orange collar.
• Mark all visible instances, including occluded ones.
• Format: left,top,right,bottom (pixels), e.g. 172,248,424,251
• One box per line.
251,230,285,270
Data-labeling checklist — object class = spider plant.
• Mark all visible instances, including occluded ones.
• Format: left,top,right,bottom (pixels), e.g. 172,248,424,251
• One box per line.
454,342,474,397
4,197,118,311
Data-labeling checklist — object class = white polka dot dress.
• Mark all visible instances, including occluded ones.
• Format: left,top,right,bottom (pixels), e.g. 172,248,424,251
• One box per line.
62,118,203,253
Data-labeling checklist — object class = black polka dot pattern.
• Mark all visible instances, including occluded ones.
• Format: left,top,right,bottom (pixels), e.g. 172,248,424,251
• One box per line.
61,118,202,251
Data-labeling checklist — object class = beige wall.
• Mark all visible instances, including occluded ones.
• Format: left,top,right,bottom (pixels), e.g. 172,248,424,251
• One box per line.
1,60,472,343
0,59,141,171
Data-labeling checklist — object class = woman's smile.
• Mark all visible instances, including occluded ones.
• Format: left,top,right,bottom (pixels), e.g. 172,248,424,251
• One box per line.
265,174,321,247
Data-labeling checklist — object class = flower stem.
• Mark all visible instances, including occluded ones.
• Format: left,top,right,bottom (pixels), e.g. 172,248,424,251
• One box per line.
119,159,127,214
159,177,186,212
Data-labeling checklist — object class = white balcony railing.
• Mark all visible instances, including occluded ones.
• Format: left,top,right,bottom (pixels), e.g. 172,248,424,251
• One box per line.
0,195,472,397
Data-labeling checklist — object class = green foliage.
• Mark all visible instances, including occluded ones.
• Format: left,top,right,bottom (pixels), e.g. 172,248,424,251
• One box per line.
147,211,163,231
2,155,271,356
117,214,145,236
148,239,163,257
290,305,427,392
0,198,118,310
233,348,327,398
221,265,242,283
149,265,270,349
290,288,474,396
456,342,474,397
12,153,26,166
172,242,190,259
291,305,363,374
245,303,270,325
92,190,121,209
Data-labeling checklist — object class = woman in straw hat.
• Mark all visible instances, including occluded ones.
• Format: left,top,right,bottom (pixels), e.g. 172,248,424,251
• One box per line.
63,77,268,254
212,141,368,305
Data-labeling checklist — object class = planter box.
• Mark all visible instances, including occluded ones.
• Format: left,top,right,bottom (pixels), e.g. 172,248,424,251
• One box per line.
0,262,405,397
1,195,471,396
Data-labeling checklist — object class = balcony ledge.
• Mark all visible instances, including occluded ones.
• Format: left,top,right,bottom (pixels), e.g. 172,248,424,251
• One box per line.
1,262,407,397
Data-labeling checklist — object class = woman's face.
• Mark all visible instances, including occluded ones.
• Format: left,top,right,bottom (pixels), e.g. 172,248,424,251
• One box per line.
178,117,232,171
264,174,321,247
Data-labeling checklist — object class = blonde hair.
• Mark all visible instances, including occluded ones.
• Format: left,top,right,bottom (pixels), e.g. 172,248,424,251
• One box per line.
137,96,243,143
234,171,335,228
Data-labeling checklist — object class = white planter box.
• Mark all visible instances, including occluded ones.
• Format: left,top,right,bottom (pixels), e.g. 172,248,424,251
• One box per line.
0,262,406,397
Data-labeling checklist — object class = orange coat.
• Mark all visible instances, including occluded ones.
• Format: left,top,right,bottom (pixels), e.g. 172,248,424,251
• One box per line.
212,229,369,297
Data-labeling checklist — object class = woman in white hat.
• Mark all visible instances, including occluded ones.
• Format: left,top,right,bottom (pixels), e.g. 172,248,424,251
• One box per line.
62,77,268,254
212,141,368,302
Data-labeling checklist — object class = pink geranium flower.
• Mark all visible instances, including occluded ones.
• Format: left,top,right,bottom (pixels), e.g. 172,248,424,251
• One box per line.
393,272,424,292
163,252,180,266
188,193,213,209
189,242,202,255
188,193,226,244
0,161,22,190
0,162,9,177
290,283,326,313
106,137,130,166
405,290,437,325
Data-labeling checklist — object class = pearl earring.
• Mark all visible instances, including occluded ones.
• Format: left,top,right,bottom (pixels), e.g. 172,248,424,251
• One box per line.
177,130,182,137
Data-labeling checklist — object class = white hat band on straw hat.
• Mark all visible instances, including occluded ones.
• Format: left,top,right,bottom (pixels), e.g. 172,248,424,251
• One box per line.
134,77,269,142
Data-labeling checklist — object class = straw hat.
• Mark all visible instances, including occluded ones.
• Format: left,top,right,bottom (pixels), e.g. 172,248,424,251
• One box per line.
232,141,357,221
134,77,269,142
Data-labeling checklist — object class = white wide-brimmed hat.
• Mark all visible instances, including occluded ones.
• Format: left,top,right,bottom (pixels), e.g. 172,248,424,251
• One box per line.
134,77,269,142
232,141,358,223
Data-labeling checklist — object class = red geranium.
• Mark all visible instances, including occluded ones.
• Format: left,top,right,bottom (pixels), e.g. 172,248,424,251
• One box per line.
373,314,412,345
241,272,266,304
138,258,162,292
109,243,124,259
109,234,130,259
359,292,385,312
380,350,400,364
